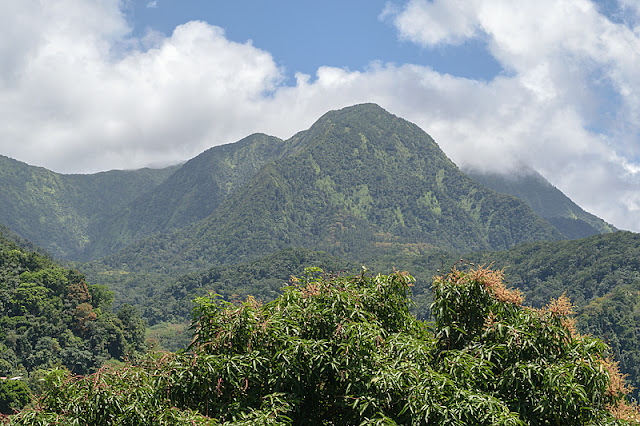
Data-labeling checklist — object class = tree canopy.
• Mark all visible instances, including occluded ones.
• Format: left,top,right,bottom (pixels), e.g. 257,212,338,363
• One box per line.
5,266,638,424
0,231,147,415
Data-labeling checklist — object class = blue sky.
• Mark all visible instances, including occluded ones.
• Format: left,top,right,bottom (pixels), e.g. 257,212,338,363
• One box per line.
126,0,503,83
1,0,640,231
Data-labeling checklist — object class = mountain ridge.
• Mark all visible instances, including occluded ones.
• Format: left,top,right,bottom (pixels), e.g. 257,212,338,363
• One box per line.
101,103,564,273
0,103,615,269
82,133,287,260
465,167,616,238
0,155,178,258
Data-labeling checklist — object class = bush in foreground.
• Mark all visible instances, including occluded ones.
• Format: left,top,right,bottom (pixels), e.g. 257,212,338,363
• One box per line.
5,266,638,424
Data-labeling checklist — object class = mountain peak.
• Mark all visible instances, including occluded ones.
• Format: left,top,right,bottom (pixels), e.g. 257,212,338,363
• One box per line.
314,103,396,125
104,104,563,271
327,102,388,114
284,102,440,162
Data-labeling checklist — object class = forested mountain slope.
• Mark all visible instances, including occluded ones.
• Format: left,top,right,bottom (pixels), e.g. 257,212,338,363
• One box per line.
0,104,616,267
466,168,616,238
0,155,176,259
469,231,640,307
82,134,288,260
103,104,563,273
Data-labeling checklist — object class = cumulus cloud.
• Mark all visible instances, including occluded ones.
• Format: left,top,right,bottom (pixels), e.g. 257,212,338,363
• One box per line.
0,0,639,231
0,1,283,172
383,0,481,45
380,0,640,231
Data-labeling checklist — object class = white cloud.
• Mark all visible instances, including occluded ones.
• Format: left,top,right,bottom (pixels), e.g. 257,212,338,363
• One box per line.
380,0,640,231
0,0,640,232
0,3,283,172
386,0,481,45
146,1,158,8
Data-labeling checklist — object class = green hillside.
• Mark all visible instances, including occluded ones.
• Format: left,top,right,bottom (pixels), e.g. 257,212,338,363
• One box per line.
1,103,639,420
0,104,616,268
0,228,146,413
83,133,287,260
0,155,176,259
0,133,289,262
466,168,616,238
469,231,640,307
103,104,562,273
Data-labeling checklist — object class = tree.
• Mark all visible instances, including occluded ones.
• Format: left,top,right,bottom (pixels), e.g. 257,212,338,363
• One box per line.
7,267,638,424
0,233,147,387
0,380,29,415
431,265,638,424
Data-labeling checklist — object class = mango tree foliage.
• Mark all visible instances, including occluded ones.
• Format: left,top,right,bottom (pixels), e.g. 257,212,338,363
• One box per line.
7,267,638,424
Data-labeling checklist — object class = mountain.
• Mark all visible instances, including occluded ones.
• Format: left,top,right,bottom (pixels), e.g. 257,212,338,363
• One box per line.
0,134,289,261
465,168,616,239
0,222,47,256
2,104,614,266
103,103,563,273
82,133,288,260
0,155,177,259
2,103,640,418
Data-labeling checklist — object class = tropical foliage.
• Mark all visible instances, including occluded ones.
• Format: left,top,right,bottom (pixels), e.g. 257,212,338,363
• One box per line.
82,232,640,397
0,231,146,414
374,231,640,397
6,267,637,424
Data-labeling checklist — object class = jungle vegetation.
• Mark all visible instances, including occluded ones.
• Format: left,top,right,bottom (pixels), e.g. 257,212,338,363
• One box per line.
0,230,146,415
6,266,638,424
0,103,636,422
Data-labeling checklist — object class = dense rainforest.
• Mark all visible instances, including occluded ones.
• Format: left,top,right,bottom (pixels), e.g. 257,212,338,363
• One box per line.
82,232,640,401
